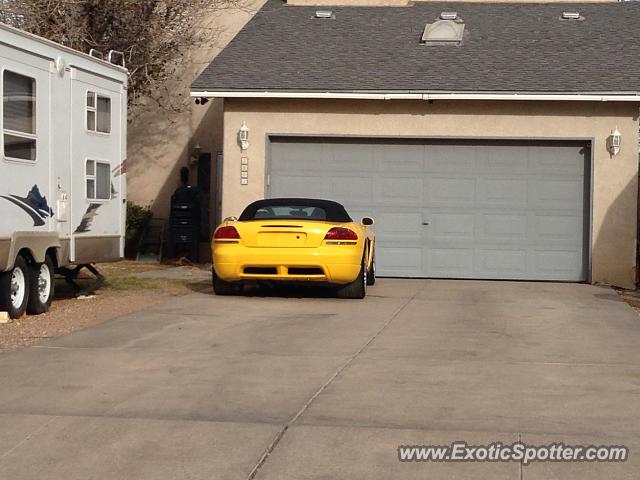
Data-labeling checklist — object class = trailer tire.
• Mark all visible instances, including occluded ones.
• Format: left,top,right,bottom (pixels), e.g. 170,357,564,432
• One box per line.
27,255,55,315
0,255,30,319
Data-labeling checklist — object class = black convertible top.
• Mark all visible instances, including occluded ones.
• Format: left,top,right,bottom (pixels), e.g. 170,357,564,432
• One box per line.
239,198,352,223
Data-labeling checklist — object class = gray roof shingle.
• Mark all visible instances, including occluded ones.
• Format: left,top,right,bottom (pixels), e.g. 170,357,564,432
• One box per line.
192,1,640,94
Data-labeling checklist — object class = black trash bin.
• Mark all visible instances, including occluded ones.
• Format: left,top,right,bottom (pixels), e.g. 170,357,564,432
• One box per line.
168,185,200,262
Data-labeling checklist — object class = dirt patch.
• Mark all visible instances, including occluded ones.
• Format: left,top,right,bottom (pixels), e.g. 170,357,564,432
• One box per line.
0,261,210,353
615,287,640,315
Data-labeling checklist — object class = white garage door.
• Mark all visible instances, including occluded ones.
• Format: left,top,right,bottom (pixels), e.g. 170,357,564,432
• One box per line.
268,138,589,281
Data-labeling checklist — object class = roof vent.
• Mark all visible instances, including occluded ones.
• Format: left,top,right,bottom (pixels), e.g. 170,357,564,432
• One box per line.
422,19,465,45
439,12,458,20
561,12,583,20
315,10,334,19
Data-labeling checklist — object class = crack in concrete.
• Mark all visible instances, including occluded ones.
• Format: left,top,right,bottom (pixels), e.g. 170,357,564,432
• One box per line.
0,416,57,462
246,292,420,480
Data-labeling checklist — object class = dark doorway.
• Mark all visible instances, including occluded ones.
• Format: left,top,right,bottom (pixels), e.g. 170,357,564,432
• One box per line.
197,153,211,241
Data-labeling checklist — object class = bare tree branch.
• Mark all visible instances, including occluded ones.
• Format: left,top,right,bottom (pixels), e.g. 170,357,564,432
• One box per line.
1,0,249,113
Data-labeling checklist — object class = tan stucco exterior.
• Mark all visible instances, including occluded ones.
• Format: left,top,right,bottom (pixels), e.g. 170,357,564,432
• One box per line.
222,98,639,288
127,2,266,225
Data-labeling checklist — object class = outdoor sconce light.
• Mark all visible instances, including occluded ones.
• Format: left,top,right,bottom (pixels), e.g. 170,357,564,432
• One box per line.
239,121,250,150
607,128,621,156
190,144,202,166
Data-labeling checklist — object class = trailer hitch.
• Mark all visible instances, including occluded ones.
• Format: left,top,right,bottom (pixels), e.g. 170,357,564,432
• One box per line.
57,264,105,297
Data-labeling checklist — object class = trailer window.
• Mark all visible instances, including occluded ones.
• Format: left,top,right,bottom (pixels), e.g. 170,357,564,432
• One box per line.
86,91,111,134
3,71,36,161
86,160,111,200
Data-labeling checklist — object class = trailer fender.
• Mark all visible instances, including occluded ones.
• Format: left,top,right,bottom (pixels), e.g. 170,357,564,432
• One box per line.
0,232,63,272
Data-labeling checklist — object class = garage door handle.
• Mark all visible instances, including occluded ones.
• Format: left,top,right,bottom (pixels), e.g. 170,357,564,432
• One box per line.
422,222,429,226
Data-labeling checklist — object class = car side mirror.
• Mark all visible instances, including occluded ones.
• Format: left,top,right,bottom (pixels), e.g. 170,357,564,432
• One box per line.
361,217,374,226
223,216,238,223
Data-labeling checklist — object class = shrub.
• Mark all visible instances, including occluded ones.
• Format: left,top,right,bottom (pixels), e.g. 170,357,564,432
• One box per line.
125,202,152,258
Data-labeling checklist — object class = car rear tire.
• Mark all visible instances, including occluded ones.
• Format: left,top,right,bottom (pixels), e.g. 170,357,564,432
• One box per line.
27,255,55,315
212,270,241,296
336,259,366,299
366,249,376,286
0,255,30,319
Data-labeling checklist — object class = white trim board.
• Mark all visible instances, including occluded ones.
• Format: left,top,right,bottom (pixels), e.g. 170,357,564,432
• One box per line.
190,91,640,102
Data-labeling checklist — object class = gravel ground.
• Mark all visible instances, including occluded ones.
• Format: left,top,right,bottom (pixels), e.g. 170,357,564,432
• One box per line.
0,261,210,353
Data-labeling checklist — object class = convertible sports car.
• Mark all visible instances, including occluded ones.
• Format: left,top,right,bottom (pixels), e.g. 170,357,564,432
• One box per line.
211,198,375,298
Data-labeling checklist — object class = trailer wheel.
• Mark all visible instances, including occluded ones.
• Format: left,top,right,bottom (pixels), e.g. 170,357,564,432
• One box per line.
0,256,30,319
27,255,55,315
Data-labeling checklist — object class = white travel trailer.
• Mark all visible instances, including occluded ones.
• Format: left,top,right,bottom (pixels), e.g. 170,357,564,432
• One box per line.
0,23,128,318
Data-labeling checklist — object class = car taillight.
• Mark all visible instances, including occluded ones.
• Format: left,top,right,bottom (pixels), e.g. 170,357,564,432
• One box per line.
214,226,240,239
324,227,358,241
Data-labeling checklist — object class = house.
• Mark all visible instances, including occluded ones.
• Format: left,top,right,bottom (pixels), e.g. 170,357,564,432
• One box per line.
191,0,640,287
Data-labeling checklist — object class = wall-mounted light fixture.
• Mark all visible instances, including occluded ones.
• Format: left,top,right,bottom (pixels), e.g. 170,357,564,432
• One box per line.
607,128,621,156
190,143,202,166
239,122,250,150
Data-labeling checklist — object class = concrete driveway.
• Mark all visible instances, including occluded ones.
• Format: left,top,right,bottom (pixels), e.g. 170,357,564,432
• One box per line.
1,279,639,479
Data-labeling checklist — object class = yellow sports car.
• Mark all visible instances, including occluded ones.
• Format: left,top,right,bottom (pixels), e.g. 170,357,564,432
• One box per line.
211,198,376,298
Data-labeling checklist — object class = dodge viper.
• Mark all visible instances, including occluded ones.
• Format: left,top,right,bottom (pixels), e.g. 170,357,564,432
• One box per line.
211,198,375,298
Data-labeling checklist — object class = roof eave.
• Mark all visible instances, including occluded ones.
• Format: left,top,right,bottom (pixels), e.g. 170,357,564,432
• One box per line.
190,90,640,102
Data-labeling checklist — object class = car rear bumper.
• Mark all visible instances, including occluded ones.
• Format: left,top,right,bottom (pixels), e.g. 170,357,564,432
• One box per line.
212,244,361,284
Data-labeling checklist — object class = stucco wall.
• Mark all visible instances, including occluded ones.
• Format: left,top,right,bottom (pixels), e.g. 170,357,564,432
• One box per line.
126,2,265,227
222,98,639,288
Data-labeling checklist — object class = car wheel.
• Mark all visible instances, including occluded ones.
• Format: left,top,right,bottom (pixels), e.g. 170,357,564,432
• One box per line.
212,269,241,296
27,255,55,315
0,255,30,319
336,258,366,299
366,249,376,286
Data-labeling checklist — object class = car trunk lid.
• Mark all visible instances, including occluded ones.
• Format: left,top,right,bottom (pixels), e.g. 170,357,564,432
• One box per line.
236,221,336,248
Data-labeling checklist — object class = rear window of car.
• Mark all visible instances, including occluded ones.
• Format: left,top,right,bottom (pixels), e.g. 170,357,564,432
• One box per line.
251,205,328,221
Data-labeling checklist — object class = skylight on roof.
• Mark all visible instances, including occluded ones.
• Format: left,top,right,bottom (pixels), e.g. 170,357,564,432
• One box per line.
439,12,458,20
560,11,584,21
421,19,465,45
314,10,334,19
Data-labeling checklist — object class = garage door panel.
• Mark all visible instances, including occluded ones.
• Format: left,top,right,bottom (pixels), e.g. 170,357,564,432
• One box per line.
377,246,423,276
270,175,326,198
271,142,326,171
330,176,373,203
375,145,424,173
429,213,475,240
531,145,585,175
426,145,477,173
531,179,583,208
480,214,528,240
380,177,423,204
328,143,374,171
534,250,584,278
479,249,528,276
479,178,528,207
535,215,582,241
429,248,474,277
428,177,476,205
376,212,422,236
482,146,530,174
269,139,588,281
